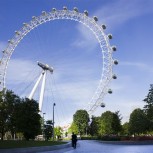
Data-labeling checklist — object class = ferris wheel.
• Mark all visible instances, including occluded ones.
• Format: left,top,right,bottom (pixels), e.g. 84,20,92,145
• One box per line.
0,7,118,115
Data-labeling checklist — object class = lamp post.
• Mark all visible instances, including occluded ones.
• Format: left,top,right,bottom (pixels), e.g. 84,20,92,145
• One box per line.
53,103,56,141
42,113,46,139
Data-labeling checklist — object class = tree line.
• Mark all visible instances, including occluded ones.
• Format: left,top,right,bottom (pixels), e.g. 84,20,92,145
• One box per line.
127,84,153,135
69,84,153,137
0,90,65,141
69,109,122,137
0,90,41,140
1,84,153,140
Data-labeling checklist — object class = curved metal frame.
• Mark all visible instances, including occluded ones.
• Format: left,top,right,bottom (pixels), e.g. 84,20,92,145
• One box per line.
0,8,115,114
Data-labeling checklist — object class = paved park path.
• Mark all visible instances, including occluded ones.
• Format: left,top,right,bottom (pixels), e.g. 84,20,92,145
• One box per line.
39,140,153,153
1,140,153,153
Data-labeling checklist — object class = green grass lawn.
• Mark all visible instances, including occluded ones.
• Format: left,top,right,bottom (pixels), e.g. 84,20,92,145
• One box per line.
0,140,67,149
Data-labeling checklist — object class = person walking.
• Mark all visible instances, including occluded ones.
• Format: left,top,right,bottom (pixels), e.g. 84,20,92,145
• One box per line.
71,132,77,149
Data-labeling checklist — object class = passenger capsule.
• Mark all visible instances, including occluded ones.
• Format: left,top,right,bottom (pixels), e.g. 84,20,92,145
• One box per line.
42,11,46,16
8,40,13,44
23,23,28,27
108,34,113,39
108,89,112,94
63,6,67,10
32,16,36,20
84,10,88,16
15,31,20,35
93,16,98,22
114,60,118,65
100,103,105,107
52,8,56,12
112,46,117,51
2,50,9,54
102,24,106,30
112,74,117,79
73,7,78,12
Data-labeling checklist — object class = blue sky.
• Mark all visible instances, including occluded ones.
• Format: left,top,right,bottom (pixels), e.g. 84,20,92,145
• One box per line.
0,0,153,126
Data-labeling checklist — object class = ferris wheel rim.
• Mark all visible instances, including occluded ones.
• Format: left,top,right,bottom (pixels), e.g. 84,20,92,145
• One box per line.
0,7,115,114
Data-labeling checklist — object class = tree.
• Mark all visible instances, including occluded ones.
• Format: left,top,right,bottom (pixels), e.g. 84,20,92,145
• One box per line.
89,116,101,136
122,122,129,135
143,84,153,131
0,91,8,140
44,120,53,141
54,126,62,140
4,90,21,138
73,110,89,135
68,122,79,135
0,90,41,141
112,111,122,134
0,90,20,140
99,111,122,135
129,108,148,135
99,111,113,135
15,98,41,140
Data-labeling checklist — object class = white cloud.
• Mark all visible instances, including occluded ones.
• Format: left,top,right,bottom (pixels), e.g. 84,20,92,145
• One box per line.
53,80,98,104
71,0,153,52
94,0,153,30
6,58,41,95
120,61,153,73
71,23,99,52
6,57,100,106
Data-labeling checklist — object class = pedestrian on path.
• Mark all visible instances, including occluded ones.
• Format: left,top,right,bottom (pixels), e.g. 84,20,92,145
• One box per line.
71,132,77,149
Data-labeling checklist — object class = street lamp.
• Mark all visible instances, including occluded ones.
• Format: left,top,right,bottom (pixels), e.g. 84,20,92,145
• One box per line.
53,103,56,141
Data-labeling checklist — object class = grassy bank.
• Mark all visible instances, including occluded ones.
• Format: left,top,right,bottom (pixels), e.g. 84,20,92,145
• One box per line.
0,140,67,149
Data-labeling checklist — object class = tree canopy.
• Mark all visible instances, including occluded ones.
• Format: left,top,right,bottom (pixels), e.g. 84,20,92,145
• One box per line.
0,90,21,140
73,109,89,135
122,122,129,135
89,116,101,136
69,122,79,135
54,126,63,140
0,90,41,140
99,111,122,135
129,108,148,135
44,120,53,141
143,84,153,131
15,98,41,140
